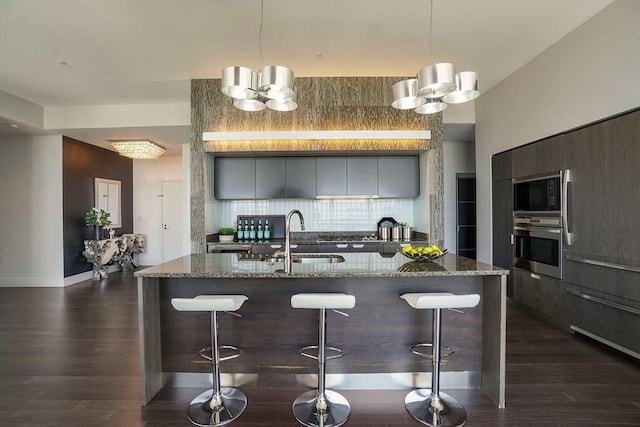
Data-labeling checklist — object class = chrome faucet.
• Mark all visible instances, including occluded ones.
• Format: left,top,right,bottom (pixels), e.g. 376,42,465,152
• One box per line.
284,209,305,273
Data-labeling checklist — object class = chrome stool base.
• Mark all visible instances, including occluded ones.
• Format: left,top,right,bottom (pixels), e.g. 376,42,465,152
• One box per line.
188,387,248,427
292,389,351,427
405,389,467,427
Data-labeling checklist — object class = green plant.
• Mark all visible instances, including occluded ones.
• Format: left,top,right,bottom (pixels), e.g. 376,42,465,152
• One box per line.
85,208,111,227
397,222,407,227
218,227,235,235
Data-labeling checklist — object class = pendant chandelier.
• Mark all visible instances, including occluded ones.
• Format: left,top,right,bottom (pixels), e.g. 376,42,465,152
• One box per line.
221,0,297,112
391,0,479,114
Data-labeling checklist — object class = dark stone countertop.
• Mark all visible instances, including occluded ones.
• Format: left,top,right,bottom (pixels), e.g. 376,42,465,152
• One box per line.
135,252,509,279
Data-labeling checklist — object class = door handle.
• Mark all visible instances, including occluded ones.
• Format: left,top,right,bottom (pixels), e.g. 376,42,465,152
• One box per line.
562,169,573,245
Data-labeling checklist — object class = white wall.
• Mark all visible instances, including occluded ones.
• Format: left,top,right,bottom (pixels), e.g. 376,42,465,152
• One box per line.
0,135,64,286
133,154,184,266
444,140,475,253
475,0,640,263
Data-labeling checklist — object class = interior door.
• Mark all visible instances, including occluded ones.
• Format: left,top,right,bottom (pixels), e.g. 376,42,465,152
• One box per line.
161,181,183,262
456,175,477,259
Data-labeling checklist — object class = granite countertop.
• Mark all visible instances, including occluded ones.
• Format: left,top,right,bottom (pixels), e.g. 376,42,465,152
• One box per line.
135,252,509,279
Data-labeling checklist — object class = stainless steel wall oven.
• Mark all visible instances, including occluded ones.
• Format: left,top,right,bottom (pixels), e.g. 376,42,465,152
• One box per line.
513,215,563,279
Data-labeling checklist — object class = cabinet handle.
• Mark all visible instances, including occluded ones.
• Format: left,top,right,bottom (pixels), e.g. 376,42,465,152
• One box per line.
336,244,349,249
562,169,573,246
290,244,298,249
270,244,282,249
565,254,640,273
565,288,640,315
352,244,364,249
530,273,541,280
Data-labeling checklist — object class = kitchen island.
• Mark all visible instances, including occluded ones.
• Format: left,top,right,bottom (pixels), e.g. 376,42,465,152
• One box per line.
135,252,508,408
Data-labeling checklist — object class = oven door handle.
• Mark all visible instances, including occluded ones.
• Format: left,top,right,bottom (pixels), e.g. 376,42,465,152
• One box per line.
562,169,573,246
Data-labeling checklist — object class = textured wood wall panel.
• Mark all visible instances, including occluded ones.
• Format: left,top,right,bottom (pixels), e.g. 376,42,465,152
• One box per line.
190,77,444,253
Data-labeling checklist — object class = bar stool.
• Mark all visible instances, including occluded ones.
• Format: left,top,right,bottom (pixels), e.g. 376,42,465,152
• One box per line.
291,293,356,427
400,292,480,427
171,295,249,427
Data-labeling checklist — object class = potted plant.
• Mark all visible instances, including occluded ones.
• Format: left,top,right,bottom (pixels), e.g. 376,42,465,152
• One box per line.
218,227,235,242
85,207,111,240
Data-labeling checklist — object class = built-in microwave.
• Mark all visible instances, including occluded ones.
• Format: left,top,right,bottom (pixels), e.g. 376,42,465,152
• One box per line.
513,171,562,214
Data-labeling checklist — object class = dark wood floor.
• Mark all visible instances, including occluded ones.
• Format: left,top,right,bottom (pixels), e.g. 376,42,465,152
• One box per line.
1,272,639,426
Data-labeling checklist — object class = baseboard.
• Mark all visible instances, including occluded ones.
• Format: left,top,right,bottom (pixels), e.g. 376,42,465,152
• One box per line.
0,276,64,287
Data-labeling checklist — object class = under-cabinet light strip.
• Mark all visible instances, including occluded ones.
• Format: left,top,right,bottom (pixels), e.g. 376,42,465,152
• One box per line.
203,130,431,141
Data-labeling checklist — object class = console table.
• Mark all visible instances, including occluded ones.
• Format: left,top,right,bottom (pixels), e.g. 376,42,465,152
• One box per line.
83,234,145,280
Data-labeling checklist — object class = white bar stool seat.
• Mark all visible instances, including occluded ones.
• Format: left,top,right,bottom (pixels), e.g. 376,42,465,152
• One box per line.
171,294,248,427
400,292,480,427
290,293,356,427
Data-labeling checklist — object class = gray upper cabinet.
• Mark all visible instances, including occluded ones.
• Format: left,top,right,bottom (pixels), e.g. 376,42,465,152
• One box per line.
347,156,378,195
378,156,419,198
316,157,347,196
214,157,256,199
285,157,316,198
215,155,420,199
256,157,286,199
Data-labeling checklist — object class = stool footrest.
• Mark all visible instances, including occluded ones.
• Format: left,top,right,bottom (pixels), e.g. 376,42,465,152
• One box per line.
410,343,455,359
300,345,345,361
199,345,243,362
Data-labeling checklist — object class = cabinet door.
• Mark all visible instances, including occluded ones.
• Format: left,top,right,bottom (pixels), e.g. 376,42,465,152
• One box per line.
512,135,564,179
492,151,512,181
316,157,347,196
513,268,564,323
492,179,513,296
285,157,316,198
256,157,286,199
563,110,640,262
214,157,256,199
347,156,378,195
378,156,419,198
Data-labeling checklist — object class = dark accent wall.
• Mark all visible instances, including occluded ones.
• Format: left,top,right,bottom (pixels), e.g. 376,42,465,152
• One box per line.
62,137,133,277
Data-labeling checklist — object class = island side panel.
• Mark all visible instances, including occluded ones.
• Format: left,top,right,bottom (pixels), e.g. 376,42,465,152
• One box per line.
481,274,507,408
157,276,483,376
138,276,163,405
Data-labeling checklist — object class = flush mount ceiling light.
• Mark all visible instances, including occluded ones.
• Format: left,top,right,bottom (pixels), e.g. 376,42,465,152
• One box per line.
110,140,165,159
391,0,479,115
221,0,297,112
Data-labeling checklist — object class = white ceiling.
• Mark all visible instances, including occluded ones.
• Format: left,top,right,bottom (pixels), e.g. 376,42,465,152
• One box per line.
0,0,614,152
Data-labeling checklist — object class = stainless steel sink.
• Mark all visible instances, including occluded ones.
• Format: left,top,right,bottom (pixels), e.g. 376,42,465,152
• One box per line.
292,254,345,264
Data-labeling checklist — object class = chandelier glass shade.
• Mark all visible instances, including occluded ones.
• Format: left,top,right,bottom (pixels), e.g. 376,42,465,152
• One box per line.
110,140,165,159
221,65,297,112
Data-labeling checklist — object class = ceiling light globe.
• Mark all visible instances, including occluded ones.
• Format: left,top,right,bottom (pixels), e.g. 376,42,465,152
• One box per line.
442,71,480,104
266,93,298,111
391,79,427,110
414,100,448,115
417,63,456,98
221,66,259,99
233,98,267,112
258,65,295,100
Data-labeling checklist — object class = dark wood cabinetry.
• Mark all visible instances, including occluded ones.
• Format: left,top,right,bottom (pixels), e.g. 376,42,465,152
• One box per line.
563,110,640,263
513,268,565,326
512,135,564,178
494,109,640,357
492,179,513,296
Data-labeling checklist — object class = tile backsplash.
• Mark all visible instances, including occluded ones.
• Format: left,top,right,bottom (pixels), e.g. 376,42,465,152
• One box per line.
210,199,416,232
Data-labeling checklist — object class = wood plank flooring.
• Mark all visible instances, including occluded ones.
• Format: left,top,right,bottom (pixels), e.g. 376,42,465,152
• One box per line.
1,271,639,426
